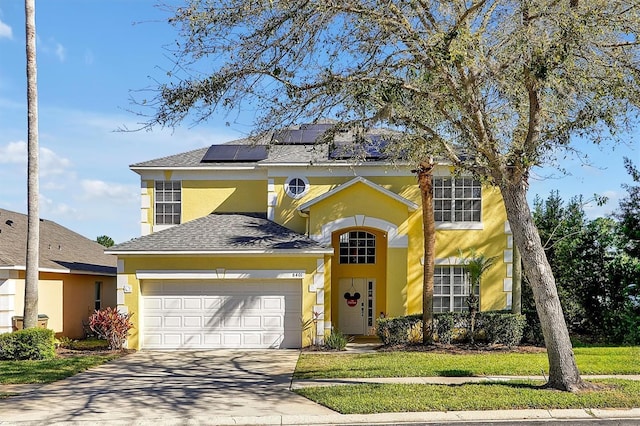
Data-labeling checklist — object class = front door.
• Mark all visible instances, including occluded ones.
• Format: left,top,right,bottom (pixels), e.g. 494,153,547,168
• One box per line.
338,278,376,335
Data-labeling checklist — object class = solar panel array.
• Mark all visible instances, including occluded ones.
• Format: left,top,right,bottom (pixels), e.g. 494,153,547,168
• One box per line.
329,134,389,160
201,145,268,162
271,123,334,145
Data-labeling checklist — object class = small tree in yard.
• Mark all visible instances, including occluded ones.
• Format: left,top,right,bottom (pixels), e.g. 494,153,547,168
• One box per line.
460,249,497,344
89,307,133,351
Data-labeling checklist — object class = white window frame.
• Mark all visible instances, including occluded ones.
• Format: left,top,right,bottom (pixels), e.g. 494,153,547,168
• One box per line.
434,177,482,227
154,180,181,226
284,176,309,199
433,265,478,313
94,281,102,311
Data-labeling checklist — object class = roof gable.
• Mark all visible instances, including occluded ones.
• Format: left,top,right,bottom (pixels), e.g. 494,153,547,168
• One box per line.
298,177,418,212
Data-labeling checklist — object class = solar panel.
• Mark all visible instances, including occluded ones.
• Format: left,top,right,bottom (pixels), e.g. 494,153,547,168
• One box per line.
329,135,389,160
272,123,335,145
201,144,268,162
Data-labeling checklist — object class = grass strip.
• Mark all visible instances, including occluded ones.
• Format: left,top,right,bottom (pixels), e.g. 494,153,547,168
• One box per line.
0,354,121,385
295,379,640,414
295,347,640,379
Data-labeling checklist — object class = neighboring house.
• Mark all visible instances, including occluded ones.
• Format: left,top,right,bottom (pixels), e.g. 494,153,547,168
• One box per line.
0,208,117,338
107,124,515,350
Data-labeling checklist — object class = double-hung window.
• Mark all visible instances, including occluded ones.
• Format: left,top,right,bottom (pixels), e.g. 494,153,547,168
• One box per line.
155,180,181,225
433,266,478,312
434,177,482,222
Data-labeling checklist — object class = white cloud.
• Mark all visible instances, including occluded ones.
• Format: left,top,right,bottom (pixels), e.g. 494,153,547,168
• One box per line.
0,141,73,178
55,43,66,62
0,18,12,39
40,146,72,177
37,36,67,63
40,194,77,217
80,179,138,203
584,190,620,219
0,141,27,164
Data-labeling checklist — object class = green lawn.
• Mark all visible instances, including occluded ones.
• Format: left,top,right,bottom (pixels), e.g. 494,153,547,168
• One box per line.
295,379,640,414
295,347,640,379
0,354,121,385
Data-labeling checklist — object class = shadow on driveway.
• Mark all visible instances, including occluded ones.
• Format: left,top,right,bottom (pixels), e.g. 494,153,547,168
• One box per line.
0,350,334,423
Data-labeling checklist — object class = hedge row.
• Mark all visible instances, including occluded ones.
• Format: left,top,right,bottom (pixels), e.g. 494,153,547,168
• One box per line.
376,311,526,347
0,328,56,360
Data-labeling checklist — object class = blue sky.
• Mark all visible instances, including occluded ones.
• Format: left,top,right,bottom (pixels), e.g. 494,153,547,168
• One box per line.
0,1,638,244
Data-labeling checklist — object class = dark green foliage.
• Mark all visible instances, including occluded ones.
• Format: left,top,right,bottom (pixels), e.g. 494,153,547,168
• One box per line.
0,328,55,360
376,314,423,346
479,312,526,347
96,235,115,248
377,312,525,347
526,188,640,345
615,158,640,258
324,329,349,351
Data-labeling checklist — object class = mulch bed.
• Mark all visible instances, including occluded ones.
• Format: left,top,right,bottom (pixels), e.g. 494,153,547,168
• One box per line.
378,343,547,354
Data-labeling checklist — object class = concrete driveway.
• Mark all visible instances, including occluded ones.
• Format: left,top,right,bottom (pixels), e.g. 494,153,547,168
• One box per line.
0,350,334,424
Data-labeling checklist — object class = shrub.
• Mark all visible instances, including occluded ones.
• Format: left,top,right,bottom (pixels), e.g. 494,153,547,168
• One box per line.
324,329,349,351
481,311,526,347
88,307,134,351
434,312,458,344
0,328,56,360
376,314,422,345
377,311,526,347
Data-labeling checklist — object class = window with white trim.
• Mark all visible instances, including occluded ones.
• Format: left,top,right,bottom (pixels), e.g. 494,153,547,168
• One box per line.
285,176,309,199
94,281,102,311
433,266,478,312
339,231,376,264
434,177,481,222
155,180,181,225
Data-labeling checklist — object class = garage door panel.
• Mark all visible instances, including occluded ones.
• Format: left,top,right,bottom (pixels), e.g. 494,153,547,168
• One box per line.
142,280,302,349
183,316,202,328
164,316,182,328
163,298,182,309
183,298,202,310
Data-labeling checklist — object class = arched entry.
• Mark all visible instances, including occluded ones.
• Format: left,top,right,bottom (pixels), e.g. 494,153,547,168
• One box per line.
331,227,387,335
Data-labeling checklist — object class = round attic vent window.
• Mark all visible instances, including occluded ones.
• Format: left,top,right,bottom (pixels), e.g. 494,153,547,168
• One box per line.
285,176,309,199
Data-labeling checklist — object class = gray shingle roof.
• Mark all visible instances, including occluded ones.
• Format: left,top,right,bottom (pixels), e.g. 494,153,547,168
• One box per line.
0,208,116,274
129,127,396,168
108,213,331,253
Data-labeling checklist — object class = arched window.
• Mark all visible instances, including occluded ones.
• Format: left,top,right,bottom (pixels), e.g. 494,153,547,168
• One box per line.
339,231,376,264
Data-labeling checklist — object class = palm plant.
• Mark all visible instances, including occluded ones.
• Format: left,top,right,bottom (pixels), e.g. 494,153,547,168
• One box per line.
460,249,497,344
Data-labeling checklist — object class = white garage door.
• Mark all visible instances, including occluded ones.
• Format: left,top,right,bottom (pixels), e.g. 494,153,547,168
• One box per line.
142,280,302,349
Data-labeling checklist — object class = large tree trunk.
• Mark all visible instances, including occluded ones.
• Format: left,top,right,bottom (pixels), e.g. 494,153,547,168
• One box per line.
499,180,585,391
415,160,435,344
23,0,40,329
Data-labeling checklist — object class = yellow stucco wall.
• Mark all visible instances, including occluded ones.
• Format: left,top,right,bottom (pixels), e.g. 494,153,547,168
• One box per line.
118,255,323,349
143,179,267,225
14,272,116,338
182,180,266,220
14,278,63,333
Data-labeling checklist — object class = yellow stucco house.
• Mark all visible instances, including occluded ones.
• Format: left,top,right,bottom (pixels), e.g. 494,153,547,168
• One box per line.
108,124,515,350
0,208,117,338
